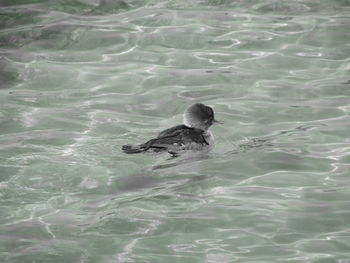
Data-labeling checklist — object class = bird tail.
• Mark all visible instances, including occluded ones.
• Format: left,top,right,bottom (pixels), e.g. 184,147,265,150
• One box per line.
122,144,145,154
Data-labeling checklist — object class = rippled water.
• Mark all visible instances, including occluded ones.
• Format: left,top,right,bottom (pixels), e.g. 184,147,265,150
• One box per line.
1,0,350,262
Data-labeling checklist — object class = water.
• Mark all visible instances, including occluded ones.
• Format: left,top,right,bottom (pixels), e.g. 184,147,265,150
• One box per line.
1,0,350,262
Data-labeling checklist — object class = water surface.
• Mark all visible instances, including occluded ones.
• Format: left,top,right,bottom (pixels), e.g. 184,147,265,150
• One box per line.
1,0,350,262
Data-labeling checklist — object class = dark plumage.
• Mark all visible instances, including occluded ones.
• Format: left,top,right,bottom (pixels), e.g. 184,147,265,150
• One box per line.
122,125,208,154
122,103,219,155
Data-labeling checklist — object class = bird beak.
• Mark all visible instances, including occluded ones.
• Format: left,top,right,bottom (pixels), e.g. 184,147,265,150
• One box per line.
213,119,223,124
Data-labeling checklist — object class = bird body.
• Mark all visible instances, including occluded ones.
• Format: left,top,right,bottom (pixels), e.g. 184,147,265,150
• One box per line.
122,103,218,155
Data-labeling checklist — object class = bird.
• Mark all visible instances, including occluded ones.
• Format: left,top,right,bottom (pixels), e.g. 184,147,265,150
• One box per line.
122,103,221,155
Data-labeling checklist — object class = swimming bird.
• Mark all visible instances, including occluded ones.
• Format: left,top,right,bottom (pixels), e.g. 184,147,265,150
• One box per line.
122,103,221,155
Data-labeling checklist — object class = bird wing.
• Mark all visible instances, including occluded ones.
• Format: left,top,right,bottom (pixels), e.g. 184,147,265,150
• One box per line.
141,125,208,151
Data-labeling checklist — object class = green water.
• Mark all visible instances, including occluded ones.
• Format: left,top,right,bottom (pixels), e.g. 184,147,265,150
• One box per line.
1,0,350,262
